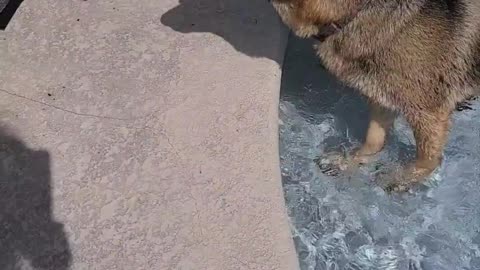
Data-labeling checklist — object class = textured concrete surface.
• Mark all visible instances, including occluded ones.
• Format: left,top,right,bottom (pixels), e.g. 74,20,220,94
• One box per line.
0,0,298,269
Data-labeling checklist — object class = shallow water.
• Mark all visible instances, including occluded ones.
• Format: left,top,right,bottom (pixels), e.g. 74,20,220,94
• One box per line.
279,35,480,270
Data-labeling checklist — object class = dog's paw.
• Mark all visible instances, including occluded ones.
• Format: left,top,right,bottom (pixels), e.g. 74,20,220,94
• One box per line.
378,165,433,193
456,96,477,111
316,161,341,176
384,180,413,193
314,153,352,177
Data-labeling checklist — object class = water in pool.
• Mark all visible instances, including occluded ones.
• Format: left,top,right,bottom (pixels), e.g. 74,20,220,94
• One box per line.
279,35,480,270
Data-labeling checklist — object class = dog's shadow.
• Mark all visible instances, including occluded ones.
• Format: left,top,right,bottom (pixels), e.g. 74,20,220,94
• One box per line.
0,127,72,269
161,0,286,65
281,35,370,149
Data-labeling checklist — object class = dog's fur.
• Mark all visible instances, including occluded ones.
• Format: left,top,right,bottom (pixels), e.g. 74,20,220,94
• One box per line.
271,0,480,191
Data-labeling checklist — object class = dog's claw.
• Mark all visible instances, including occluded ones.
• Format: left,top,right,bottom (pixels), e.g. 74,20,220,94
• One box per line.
315,159,340,176
384,182,411,193
322,166,340,176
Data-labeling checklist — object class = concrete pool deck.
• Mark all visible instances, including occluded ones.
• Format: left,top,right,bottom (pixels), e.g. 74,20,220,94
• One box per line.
0,0,299,269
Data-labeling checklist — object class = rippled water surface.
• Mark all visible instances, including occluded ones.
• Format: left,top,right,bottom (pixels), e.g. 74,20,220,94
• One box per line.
279,36,480,270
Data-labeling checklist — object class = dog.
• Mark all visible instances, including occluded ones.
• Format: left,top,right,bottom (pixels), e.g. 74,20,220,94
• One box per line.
271,0,480,191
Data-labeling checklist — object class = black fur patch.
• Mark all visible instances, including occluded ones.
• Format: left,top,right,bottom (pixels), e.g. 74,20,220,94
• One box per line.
420,0,466,29
445,0,465,18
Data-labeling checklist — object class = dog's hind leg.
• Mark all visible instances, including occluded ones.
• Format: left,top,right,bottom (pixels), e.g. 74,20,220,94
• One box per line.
386,108,452,192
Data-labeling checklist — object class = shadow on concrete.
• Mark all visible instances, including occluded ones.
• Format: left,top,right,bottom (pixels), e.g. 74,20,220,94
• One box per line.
161,0,286,65
0,126,72,269
0,0,24,30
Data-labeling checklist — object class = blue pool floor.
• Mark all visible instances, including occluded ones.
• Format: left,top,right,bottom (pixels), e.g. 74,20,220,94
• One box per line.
279,35,480,270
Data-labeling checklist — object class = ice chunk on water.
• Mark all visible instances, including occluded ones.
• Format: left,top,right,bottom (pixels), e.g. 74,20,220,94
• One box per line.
280,36,480,270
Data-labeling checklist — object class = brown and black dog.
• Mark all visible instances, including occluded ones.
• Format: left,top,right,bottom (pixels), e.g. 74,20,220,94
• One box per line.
271,0,480,191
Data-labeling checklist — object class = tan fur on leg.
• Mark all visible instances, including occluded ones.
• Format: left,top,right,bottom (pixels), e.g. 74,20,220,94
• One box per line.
354,103,395,164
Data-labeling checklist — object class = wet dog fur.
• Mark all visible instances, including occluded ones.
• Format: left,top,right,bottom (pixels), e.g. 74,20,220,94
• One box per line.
271,0,480,191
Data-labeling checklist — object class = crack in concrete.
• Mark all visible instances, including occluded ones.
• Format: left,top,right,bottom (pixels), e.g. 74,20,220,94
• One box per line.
0,88,163,121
